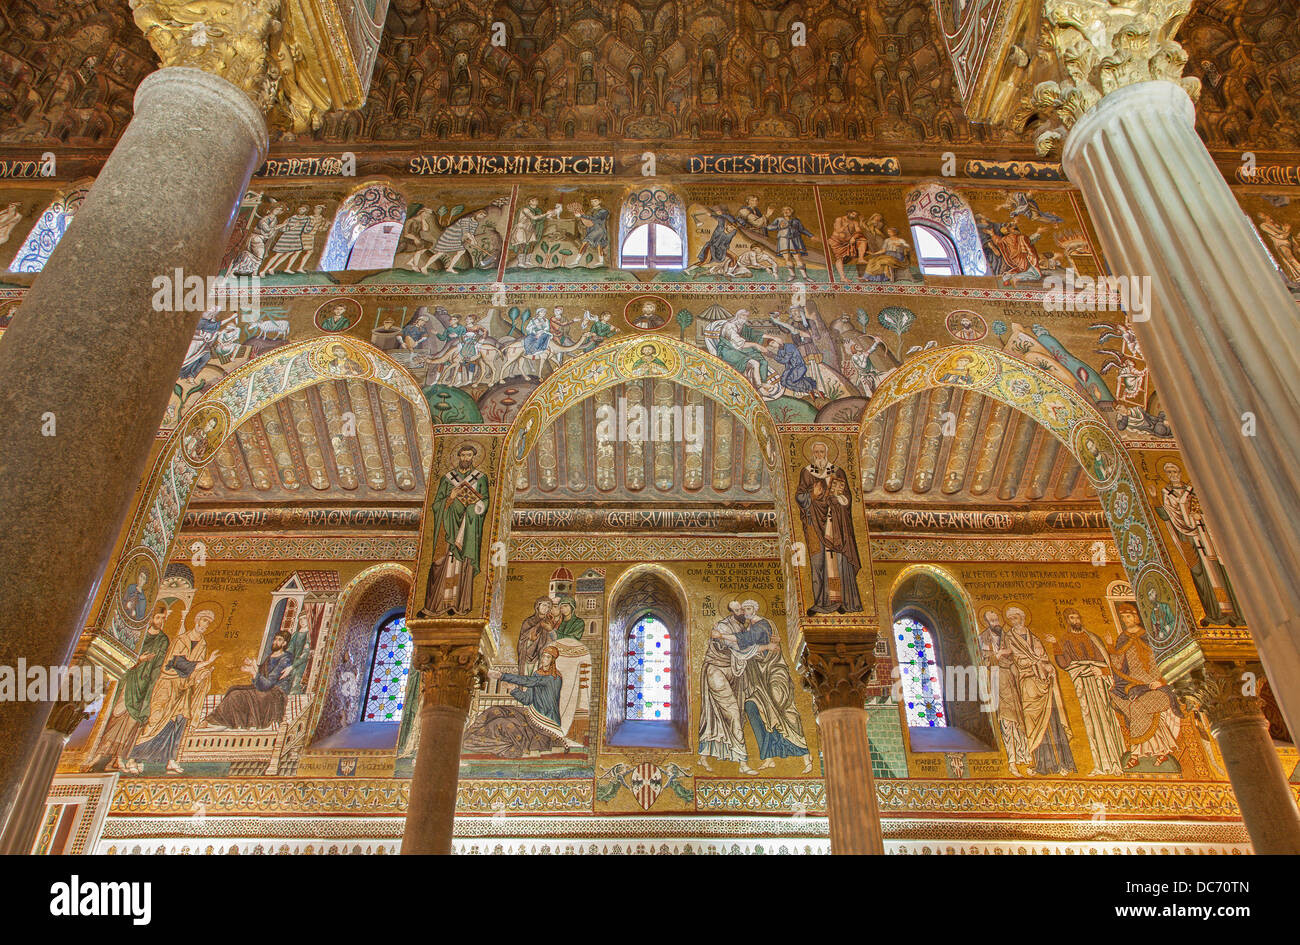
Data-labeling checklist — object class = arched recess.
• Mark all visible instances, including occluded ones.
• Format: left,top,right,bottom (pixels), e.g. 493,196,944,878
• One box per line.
98,337,433,651
888,564,997,751
320,179,408,271
904,180,989,276
306,563,414,748
486,334,798,650
604,564,692,749
8,178,93,272
859,344,1200,679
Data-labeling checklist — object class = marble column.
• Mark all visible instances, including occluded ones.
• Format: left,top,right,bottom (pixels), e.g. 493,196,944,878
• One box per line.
0,701,87,854
1061,79,1300,730
802,631,884,854
0,67,268,828
401,643,485,855
1181,663,1300,855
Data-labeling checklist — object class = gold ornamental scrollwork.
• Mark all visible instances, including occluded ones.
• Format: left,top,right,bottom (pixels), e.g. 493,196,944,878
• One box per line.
413,643,487,713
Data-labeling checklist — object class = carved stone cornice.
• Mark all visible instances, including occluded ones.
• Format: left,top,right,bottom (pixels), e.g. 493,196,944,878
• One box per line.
413,643,487,713
1024,0,1201,154
800,630,878,714
1175,660,1267,732
130,0,286,116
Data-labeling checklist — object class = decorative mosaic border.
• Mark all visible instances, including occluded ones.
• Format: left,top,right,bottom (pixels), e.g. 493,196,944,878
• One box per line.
870,537,1117,563
183,535,419,560
508,534,781,562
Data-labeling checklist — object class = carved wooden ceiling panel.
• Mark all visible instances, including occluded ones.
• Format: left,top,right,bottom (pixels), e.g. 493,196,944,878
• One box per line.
189,378,430,504
860,387,1096,507
1,0,1293,150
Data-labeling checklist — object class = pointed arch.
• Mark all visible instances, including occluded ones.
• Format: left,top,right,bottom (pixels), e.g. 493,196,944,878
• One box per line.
859,344,1200,678
320,179,408,271
98,338,433,650
486,334,797,649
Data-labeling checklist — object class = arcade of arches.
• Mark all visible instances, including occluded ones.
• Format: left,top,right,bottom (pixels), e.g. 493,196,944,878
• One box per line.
0,0,1299,856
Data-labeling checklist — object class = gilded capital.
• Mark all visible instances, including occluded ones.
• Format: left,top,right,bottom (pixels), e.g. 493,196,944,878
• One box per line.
1176,661,1267,731
46,699,90,738
1025,0,1201,154
130,0,286,115
800,631,877,714
413,643,487,713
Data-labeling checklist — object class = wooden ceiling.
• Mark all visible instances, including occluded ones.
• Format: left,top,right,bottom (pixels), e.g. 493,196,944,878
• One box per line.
189,379,432,504
859,387,1095,506
0,0,1295,150
512,380,773,506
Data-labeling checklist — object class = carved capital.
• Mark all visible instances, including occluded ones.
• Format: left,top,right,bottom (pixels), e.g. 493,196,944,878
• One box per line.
800,631,878,714
130,0,285,115
1175,661,1267,731
413,643,487,714
1025,0,1200,154
46,699,90,738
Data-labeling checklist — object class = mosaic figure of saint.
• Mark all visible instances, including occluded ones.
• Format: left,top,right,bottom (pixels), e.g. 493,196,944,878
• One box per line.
418,444,489,617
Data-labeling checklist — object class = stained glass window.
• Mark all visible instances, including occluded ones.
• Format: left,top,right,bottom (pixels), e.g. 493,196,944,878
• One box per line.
625,615,672,720
895,616,946,727
9,188,88,273
364,612,411,723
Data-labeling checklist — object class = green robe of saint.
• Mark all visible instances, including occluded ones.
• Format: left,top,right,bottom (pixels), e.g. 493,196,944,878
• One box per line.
125,629,171,725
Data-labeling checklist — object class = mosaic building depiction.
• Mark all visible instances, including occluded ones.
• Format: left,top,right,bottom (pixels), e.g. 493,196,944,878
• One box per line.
0,0,1299,863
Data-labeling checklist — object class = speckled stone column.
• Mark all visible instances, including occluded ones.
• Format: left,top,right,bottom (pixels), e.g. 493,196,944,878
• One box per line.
1062,80,1300,730
1181,663,1300,854
401,643,485,855
802,631,884,855
0,701,86,854
0,67,267,829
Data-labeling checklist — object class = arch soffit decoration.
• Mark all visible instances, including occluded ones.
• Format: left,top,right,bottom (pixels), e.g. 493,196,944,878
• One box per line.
484,334,797,647
99,337,434,650
860,344,1201,680
303,562,413,744
888,563,980,646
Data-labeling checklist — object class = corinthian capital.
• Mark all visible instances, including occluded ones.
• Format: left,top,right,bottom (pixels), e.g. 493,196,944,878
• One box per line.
801,630,878,714
413,643,487,713
130,0,285,115
1175,660,1267,731
1026,0,1201,154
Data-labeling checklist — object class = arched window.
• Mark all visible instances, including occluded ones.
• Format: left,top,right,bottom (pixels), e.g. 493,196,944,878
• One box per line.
894,615,946,727
8,186,89,273
606,569,688,748
905,181,989,277
320,181,407,271
910,222,963,277
618,188,687,270
625,614,672,720
363,610,411,723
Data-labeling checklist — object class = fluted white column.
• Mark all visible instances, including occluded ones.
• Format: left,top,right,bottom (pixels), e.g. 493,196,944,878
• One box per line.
1063,80,1300,733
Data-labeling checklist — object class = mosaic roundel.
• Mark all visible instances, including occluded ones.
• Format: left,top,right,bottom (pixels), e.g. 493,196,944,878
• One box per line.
179,403,231,467
1072,420,1121,489
313,296,363,334
930,348,998,389
1134,566,1186,648
311,338,373,379
616,338,681,378
116,551,160,629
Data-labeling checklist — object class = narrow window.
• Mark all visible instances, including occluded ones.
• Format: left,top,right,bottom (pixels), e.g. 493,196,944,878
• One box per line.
895,615,946,727
910,222,962,276
363,612,411,723
625,614,672,720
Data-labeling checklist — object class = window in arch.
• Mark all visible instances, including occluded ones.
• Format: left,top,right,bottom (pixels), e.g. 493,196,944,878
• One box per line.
8,187,89,273
905,182,989,277
363,612,412,723
895,616,946,727
625,615,673,720
619,188,686,270
910,222,962,277
320,182,407,271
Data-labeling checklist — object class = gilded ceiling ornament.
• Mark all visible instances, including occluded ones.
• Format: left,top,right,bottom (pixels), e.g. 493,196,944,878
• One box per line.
1024,0,1201,154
